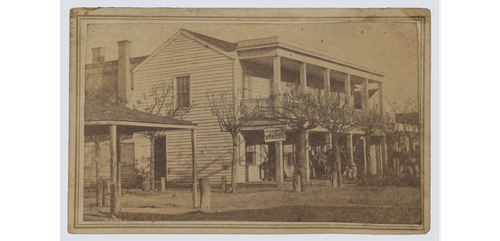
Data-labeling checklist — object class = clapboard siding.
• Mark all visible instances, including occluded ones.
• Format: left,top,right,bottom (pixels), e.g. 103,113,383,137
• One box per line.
249,76,271,99
133,32,239,185
84,140,139,197
84,140,111,198
248,166,261,182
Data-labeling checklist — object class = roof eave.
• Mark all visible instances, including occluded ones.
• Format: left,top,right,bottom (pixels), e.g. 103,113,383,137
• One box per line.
236,38,386,78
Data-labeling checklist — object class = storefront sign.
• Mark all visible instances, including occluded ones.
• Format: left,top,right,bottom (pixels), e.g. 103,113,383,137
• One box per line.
264,126,286,142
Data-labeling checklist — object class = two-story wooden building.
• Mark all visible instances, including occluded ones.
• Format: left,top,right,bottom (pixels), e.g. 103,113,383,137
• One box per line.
85,28,388,190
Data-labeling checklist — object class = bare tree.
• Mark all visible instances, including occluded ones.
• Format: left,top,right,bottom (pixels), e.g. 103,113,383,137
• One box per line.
354,104,388,175
205,90,260,194
134,82,192,190
316,92,356,187
263,88,320,191
385,97,419,175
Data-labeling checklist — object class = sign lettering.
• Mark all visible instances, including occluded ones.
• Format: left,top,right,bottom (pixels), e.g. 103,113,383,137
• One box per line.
264,126,286,142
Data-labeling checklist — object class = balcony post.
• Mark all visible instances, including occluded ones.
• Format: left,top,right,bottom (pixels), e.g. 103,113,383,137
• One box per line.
362,78,369,110
275,141,284,186
300,62,307,94
322,68,330,97
344,74,352,106
378,82,384,114
273,57,281,96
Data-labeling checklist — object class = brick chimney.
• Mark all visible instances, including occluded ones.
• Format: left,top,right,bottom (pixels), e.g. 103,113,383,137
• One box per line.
117,40,133,107
86,48,105,100
91,47,105,65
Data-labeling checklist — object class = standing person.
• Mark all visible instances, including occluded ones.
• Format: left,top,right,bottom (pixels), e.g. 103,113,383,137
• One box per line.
309,150,317,179
346,162,357,181
317,150,327,179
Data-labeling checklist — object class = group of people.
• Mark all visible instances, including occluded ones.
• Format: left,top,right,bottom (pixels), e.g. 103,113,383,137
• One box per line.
309,149,357,181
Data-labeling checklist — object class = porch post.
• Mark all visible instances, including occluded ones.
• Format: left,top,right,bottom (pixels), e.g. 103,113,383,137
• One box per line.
109,124,121,214
382,135,388,175
273,57,281,96
305,131,310,182
191,129,199,208
275,141,284,186
404,136,410,152
300,62,307,93
377,144,383,174
346,133,354,166
370,144,378,175
326,133,333,150
110,125,117,184
361,137,367,175
395,142,400,176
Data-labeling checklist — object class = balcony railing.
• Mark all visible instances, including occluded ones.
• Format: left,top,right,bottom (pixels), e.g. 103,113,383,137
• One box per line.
241,98,275,117
241,98,366,122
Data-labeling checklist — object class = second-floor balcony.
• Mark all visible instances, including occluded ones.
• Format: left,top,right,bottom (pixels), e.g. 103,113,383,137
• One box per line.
240,98,368,122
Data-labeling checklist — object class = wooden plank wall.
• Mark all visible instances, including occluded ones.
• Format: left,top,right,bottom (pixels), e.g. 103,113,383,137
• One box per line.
133,33,236,185
84,140,138,196
83,141,111,197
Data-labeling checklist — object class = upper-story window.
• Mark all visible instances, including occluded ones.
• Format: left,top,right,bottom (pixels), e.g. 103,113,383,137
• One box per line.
176,76,190,108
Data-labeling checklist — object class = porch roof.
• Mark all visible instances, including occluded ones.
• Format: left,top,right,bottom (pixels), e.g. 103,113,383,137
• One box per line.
236,36,386,81
84,100,197,130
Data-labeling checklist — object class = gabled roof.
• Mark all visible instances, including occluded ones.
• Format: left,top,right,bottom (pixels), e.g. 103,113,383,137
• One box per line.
132,29,237,73
181,29,237,52
85,99,196,127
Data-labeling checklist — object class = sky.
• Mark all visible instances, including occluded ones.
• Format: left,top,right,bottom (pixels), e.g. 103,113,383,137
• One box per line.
86,21,419,107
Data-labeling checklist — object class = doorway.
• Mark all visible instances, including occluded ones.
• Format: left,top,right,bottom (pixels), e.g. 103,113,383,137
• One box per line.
154,136,167,181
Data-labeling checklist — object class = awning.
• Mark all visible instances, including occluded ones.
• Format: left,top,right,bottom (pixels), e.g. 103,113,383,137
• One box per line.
84,100,197,135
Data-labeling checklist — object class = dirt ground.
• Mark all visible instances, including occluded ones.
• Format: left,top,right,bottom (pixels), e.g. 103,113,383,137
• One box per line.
83,180,421,224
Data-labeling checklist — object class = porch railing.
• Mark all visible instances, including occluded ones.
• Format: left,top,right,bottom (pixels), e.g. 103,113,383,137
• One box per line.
241,98,368,122
241,98,275,117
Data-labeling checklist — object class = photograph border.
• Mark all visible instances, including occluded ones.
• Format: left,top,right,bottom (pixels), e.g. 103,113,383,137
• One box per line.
68,7,431,234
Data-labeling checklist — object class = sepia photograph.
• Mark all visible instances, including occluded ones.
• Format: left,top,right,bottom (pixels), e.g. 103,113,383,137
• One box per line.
68,8,431,234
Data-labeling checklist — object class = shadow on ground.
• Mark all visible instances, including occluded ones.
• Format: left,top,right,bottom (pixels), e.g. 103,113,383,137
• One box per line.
115,205,421,224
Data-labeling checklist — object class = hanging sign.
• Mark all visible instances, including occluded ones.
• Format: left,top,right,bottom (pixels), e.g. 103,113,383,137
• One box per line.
264,126,286,142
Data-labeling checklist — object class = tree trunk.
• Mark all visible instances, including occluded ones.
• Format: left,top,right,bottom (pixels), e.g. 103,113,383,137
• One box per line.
150,136,155,191
332,137,342,187
365,135,372,176
293,174,302,192
231,134,238,194
294,130,307,192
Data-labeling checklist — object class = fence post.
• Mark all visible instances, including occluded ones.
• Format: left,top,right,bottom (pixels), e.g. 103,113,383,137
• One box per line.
293,175,302,192
199,178,211,210
96,179,104,207
101,180,107,206
221,176,226,194
161,177,166,192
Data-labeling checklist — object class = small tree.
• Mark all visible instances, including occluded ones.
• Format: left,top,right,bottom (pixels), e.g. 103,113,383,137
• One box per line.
134,83,192,190
354,104,388,175
385,97,420,175
205,90,260,194
316,92,356,187
264,88,320,191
